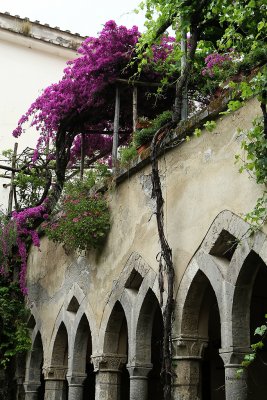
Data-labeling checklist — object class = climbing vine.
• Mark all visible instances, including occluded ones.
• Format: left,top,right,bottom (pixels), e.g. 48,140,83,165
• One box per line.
0,1,266,395
135,1,267,398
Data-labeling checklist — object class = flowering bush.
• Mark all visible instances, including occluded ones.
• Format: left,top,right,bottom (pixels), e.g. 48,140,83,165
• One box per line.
44,174,110,252
201,52,233,78
12,21,174,163
12,205,46,294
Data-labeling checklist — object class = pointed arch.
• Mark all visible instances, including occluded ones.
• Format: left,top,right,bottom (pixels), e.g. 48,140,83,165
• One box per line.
103,301,128,355
135,289,162,364
27,331,44,382
24,330,45,400
51,322,68,369
231,251,263,348
72,314,92,374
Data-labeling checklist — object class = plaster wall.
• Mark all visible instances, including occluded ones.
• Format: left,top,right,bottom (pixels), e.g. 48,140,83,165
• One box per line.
26,97,264,360
0,28,80,210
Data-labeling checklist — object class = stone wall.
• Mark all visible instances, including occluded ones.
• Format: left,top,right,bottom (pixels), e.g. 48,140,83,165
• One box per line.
24,98,267,399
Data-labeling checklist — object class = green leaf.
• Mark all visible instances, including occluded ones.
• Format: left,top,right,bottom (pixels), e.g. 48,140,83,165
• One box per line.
194,128,202,137
255,325,267,336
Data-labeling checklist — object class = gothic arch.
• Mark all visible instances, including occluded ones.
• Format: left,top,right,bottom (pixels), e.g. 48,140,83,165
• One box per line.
98,251,157,355
50,322,68,370
134,288,164,400
174,256,225,399
103,301,128,355
24,330,45,399
25,330,44,381
173,209,267,399
175,254,224,340
68,313,95,399
135,289,162,364
70,302,98,359
231,251,263,348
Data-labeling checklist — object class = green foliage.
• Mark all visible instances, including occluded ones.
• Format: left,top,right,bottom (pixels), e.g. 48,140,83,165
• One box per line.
135,0,267,108
0,212,17,273
134,110,173,147
239,315,267,374
14,170,47,209
237,118,266,185
0,277,31,368
203,120,216,132
44,169,110,252
243,192,267,231
194,128,202,137
119,146,138,167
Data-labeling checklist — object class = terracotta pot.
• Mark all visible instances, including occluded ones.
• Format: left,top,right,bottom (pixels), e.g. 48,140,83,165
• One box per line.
137,143,149,154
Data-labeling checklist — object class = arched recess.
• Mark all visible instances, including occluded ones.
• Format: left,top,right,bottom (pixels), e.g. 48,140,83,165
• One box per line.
180,270,225,400
72,314,95,399
49,322,68,399
103,301,129,400
26,331,45,399
135,289,164,400
232,251,267,399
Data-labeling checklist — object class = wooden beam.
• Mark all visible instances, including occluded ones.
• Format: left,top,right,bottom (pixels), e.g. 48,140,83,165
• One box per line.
115,78,161,87
79,130,129,136
112,87,120,171
181,28,188,120
80,134,85,180
7,142,18,214
133,86,138,132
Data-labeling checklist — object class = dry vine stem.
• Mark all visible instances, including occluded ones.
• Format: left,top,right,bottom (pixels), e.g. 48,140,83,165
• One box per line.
150,121,176,400
149,13,201,399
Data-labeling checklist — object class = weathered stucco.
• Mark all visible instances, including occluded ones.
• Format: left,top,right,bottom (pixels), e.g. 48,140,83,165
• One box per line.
24,97,267,400
27,97,262,321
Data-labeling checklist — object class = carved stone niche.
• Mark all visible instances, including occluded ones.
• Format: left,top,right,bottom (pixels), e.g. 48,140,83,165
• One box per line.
91,354,127,372
172,336,208,360
42,366,68,380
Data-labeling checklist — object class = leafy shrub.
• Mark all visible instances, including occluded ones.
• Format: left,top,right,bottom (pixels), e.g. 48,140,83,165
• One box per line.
14,170,47,209
134,110,173,147
134,126,156,147
0,213,17,273
0,278,31,368
44,170,110,252
119,146,138,166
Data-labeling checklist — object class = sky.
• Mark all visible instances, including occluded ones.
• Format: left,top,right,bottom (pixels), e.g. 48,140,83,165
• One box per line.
0,0,146,37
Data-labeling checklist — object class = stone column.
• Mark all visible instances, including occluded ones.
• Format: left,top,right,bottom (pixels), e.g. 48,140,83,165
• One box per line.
92,354,127,400
66,373,86,400
16,375,25,400
16,355,26,400
220,349,248,400
24,382,40,400
172,336,208,400
127,363,152,400
43,366,68,400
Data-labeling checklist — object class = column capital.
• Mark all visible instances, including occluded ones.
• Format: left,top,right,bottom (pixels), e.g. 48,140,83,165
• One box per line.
42,365,67,380
219,347,250,366
24,381,40,392
66,373,87,386
172,336,208,360
91,353,127,372
127,363,153,378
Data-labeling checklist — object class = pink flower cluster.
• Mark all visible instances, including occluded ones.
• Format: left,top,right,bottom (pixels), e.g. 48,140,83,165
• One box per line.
12,21,140,159
202,52,233,77
12,205,46,294
12,20,174,164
